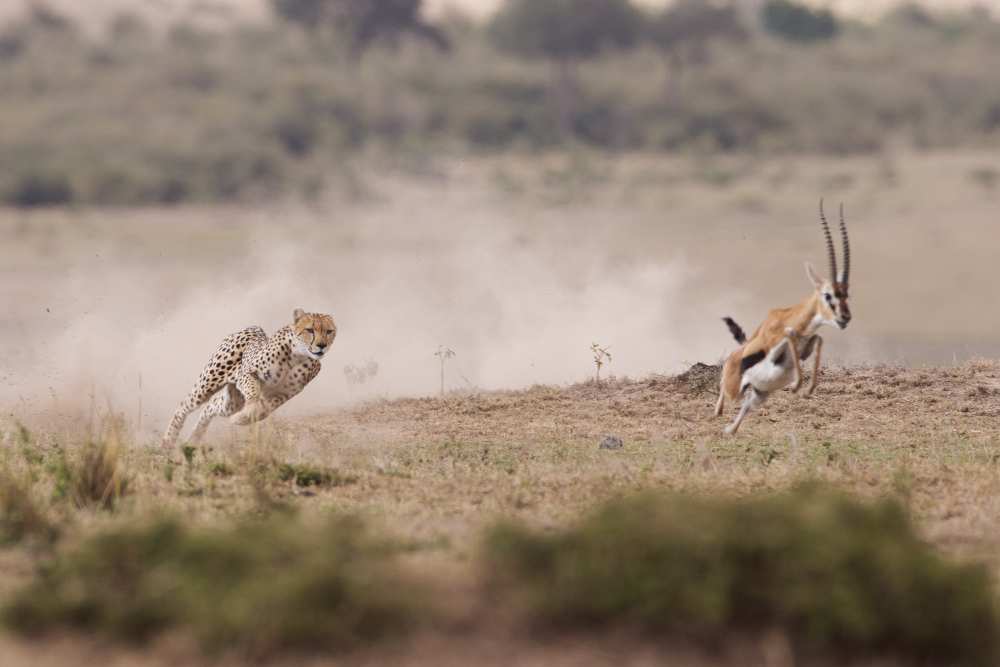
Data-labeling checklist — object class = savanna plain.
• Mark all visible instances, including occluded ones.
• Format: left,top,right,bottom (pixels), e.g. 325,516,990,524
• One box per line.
5,2,1000,663
3,150,1000,665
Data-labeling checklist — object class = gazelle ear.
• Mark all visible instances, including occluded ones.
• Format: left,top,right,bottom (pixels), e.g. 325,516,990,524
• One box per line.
293,308,306,322
804,262,824,289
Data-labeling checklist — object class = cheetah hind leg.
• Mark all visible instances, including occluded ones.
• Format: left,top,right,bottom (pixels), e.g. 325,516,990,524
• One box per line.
161,327,262,448
189,384,245,444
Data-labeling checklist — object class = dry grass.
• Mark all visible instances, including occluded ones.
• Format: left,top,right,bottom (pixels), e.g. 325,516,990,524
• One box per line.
283,360,1000,567
0,471,57,547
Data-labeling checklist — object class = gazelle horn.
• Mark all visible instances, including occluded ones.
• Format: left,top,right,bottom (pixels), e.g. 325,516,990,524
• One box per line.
838,203,850,287
818,199,838,284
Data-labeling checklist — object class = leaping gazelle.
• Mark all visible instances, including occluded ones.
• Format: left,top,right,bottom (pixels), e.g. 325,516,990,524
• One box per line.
715,200,852,435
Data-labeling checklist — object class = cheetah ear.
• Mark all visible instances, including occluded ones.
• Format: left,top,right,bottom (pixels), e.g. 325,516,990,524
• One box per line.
292,308,306,322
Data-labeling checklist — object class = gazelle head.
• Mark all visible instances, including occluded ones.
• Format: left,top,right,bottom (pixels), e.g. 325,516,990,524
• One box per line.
805,200,852,330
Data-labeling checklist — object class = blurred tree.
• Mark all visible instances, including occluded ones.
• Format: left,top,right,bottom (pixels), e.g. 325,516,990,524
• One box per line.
648,0,748,66
762,0,838,42
271,0,449,53
489,0,642,61
488,0,643,147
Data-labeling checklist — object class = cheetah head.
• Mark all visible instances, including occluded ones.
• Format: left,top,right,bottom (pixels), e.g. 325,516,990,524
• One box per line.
292,308,337,360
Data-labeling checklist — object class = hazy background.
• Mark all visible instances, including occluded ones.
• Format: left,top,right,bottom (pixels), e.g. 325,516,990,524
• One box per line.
2,0,999,436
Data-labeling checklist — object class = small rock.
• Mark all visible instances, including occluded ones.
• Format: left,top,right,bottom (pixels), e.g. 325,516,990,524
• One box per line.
599,435,623,450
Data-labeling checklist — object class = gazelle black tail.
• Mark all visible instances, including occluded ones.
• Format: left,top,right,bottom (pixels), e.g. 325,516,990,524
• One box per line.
722,317,747,344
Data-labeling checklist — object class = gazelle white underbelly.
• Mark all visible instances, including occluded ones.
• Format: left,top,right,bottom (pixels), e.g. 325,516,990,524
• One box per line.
741,355,795,394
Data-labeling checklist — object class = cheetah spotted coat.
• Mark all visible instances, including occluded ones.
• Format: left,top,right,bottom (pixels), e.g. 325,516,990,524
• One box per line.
162,310,336,447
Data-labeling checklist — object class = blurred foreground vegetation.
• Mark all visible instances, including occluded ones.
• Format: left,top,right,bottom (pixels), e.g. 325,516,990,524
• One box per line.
5,514,421,655
2,433,996,665
486,484,998,664
2,1,1000,206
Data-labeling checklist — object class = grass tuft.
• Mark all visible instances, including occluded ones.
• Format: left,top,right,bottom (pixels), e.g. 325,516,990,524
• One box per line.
483,483,998,664
3,513,422,655
69,438,130,511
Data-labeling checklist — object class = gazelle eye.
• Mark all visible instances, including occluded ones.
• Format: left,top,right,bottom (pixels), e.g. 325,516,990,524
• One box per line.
825,294,834,303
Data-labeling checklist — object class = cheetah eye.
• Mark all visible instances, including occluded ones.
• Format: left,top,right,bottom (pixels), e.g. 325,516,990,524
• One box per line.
304,328,314,334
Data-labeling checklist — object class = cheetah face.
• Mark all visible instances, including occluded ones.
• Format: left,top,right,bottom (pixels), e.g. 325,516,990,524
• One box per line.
292,309,337,360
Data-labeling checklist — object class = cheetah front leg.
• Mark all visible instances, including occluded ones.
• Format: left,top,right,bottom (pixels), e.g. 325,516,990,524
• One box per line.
231,393,291,426
228,373,294,426
229,373,268,426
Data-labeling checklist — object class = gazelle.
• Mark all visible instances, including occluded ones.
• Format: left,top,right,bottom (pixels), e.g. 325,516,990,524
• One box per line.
715,200,852,435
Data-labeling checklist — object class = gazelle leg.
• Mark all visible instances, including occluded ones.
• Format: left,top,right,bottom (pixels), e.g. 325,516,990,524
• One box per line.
804,336,824,397
783,328,804,392
724,387,768,436
714,385,725,416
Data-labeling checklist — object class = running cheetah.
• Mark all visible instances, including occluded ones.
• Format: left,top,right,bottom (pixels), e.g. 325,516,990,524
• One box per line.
161,309,337,448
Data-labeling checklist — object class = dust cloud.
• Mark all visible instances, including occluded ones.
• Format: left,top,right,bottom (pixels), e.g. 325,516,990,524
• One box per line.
4,152,1000,439
0,182,734,439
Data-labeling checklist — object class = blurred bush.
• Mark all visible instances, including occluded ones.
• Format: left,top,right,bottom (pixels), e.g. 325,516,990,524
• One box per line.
484,484,999,664
762,0,838,42
1,2,1000,205
4,513,421,654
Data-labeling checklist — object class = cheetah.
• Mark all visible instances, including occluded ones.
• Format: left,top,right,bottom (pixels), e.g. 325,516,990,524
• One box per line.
161,309,337,448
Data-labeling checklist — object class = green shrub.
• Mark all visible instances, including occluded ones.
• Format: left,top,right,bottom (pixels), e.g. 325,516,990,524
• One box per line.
4,514,420,654
484,484,998,663
489,0,643,60
277,463,358,488
762,0,838,43
209,463,235,478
